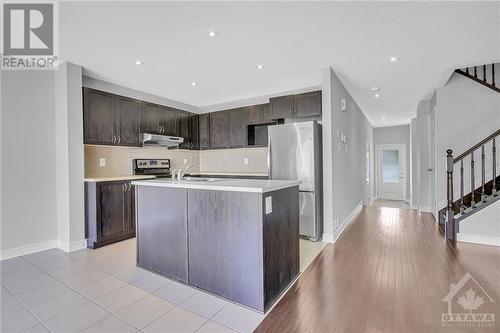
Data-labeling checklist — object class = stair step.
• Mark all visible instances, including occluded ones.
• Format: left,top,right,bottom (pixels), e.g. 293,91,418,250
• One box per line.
455,193,500,222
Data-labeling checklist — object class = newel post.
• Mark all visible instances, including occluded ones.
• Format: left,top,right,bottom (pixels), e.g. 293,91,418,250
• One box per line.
445,149,456,241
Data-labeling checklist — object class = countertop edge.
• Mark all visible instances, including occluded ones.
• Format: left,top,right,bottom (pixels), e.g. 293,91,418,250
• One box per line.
84,175,156,182
131,180,300,193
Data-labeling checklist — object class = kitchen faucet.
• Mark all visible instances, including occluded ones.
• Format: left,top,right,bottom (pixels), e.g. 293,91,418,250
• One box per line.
176,163,194,181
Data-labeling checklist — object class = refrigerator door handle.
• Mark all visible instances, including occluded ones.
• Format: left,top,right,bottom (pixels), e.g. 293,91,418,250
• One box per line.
268,140,272,179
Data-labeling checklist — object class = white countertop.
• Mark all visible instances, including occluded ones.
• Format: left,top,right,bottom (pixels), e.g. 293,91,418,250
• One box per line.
190,172,268,177
84,175,156,182
131,178,300,193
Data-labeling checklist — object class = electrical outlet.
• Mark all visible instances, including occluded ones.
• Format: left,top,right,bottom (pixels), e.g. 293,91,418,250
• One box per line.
183,158,188,164
99,158,106,167
265,196,273,214
243,158,249,165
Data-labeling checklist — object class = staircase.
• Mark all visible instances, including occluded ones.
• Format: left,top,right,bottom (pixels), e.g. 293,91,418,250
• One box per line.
455,63,499,93
441,129,500,240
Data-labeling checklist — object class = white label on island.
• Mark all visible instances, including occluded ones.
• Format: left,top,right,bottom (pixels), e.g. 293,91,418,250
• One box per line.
265,196,272,214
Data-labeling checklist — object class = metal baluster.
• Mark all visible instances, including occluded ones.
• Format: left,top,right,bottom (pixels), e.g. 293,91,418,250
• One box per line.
492,64,496,88
481,145,486,202
471,152,476,208
465,67,469,75
493,138,497,196
446,150,456,241
483,65,487,82
474,66,477,78
460,159,464,213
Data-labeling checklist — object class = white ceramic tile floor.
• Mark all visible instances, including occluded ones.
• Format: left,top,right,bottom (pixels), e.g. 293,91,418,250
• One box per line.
0,237,325,333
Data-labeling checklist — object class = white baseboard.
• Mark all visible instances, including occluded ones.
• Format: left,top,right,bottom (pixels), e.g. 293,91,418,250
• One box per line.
334,202,363,242
323,201,363,244
419,206,432,213
322,233,334,243
57,239,87,253
1,238,88,261
0,239,58,261
457,233,500,247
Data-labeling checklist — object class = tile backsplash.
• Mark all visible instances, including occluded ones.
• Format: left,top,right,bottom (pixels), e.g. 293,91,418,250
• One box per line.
84,145,268,178
84,145,199,178
199,147,268,175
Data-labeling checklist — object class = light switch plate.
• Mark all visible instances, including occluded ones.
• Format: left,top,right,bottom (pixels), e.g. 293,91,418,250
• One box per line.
243,158,249,165
341,98,347,111
99,158,106,167
183,158,188,164
265,196,272,214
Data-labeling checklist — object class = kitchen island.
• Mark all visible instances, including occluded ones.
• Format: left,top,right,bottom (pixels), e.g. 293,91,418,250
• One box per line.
131,178,300,312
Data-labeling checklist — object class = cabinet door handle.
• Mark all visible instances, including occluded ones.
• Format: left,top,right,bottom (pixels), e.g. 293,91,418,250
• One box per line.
112,135,116,143
128,183,132,191
117,135,121,144
122,183,126,191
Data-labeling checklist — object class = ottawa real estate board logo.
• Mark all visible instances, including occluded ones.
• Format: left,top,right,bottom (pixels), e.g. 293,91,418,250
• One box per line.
442,272,495,328
2,3,57,69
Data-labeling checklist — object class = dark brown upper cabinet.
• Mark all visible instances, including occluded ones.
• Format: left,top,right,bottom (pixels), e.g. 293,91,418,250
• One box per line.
270,95,294,119
83,88,116,145
160,107,178,136
188,114,200,150
142,103,161,134
247,104,271,124
177,111,190,149
228,108,248,148
84,88,142,146
116,96,142,146
198,113,210,150
269,91,322,119
209,111,229,149
293,91,322,118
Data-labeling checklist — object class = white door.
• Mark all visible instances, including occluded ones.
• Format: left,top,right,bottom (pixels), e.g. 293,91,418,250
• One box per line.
377,144,405,200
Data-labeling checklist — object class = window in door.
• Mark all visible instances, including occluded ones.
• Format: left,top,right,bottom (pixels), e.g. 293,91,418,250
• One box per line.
382,150,400,183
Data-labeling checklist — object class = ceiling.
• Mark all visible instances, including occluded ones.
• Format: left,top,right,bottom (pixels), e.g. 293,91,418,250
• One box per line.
59,1,500,127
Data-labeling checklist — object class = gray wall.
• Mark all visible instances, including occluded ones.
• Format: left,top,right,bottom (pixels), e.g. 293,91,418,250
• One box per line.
1,71,58,251
373,125,411,200
322,67,374,241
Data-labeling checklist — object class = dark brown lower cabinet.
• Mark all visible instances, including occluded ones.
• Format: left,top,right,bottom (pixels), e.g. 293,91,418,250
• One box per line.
85,180,135,249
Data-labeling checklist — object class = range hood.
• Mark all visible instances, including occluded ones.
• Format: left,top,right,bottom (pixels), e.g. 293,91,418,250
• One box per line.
142,133,184,148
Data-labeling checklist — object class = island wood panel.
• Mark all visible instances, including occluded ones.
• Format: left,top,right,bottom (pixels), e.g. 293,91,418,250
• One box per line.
187,189,264,311
136,186,188,283
263,185,300,310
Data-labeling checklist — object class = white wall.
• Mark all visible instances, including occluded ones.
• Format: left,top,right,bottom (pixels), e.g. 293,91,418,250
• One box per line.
373,125,411,200
458,199,500,246
1,71,58,254
322,67,373,242
435,72,500,212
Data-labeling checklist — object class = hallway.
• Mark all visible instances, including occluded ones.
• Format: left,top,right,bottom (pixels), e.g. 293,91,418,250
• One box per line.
255,206,500,332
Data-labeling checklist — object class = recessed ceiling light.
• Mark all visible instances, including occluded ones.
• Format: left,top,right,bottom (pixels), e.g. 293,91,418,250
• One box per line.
208,31,218,38
389,56,399,63
370,86,379,92
382,116,386,120
134,60,144,65
374,93,380,98
191,82,198,86
256,64,264,70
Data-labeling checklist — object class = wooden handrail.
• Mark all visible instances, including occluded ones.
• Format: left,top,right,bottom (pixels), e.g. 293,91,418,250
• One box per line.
453,129,500,163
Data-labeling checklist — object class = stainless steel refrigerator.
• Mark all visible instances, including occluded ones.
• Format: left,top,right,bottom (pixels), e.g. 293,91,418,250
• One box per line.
268,121,323,240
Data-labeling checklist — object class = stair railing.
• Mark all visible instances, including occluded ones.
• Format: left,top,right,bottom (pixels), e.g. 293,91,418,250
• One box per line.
445,129,500,241
455,64,499,93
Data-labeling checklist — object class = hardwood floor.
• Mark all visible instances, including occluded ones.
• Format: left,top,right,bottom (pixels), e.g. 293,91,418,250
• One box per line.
255,206,500,333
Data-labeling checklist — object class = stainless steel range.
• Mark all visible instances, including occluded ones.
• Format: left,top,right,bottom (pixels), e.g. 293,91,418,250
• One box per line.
133,159,171,178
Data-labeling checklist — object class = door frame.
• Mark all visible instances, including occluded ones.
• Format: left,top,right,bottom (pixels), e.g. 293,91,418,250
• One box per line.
375,143,406,201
